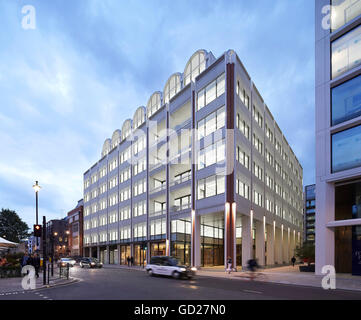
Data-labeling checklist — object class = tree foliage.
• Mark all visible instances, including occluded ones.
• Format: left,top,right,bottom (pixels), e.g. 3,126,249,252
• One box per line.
295,242,315,266
0,209,29,243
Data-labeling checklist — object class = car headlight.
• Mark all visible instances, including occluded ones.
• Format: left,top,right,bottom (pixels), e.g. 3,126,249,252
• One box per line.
180,268,186,272
191,267,197,271
91,262,95,265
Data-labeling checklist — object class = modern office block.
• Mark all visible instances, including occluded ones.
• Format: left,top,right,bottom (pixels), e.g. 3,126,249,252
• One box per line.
82,49,303,269
315,0,361,275
304,185,316,244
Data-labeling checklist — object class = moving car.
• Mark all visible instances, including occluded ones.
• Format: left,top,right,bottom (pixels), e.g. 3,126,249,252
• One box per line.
79,257,103,268
145,256,196,279
58,257,76,267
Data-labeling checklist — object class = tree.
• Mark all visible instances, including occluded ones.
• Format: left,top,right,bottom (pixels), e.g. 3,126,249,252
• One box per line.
295,242,315,266
0,209,29,243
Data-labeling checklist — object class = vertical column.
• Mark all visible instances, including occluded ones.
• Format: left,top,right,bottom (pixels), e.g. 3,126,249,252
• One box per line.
315,181,335,275
89,246,92,258
266,223,275,266
117,244,121,265
241,215,252,268
283,228,289,264
106,245,110,264
225,59,236,269
274,226,282,265
97,246,100,260
192,211,201,268
255,220,265,266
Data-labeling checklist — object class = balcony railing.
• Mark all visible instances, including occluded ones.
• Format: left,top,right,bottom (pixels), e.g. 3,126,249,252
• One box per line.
171,172,191,186
150,184,167,194
149,209,166,218
171,203,191,212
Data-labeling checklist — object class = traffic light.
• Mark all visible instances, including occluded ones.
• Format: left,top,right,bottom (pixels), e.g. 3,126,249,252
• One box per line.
34,224,42,237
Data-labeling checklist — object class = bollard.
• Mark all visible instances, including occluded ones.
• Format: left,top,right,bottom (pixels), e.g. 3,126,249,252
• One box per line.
47,264,50,285
66,264,69,280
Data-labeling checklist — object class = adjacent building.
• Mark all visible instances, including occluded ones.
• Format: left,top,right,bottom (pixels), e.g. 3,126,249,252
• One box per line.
304,184,316,244
66,199,84,257
83,49,303,269
45,219,69,259
316,0,361,275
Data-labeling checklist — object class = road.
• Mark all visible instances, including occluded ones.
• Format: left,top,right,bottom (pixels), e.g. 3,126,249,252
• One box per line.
1,266,360,300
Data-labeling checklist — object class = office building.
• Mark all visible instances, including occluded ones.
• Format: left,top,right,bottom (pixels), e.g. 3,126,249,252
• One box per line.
66,199,84,257
304,184,316,244
316,0,361,275
83,49,303,269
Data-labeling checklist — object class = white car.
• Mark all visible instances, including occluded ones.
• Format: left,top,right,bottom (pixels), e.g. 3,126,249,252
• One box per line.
146,256,196,279
58,257,76,267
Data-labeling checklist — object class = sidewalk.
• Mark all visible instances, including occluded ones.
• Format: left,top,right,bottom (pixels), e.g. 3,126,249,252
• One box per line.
0,270,78,294
196,265,361,292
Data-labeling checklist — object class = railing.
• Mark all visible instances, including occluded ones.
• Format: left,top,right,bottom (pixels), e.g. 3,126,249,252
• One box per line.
171,203,191,212
149,209,166,217
173,118,191,132
172,172,191,185
150,184,167,194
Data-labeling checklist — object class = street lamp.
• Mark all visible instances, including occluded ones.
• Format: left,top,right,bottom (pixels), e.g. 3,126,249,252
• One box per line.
32,181,41,250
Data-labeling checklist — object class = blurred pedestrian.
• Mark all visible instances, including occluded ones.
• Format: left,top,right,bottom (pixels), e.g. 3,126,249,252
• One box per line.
291,256,296,267
130,256,134,267
127,256,130,267
32,253,40,278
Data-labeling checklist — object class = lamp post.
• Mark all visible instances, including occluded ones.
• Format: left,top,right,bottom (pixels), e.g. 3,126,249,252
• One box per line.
32,181,41,248
51,232,58,276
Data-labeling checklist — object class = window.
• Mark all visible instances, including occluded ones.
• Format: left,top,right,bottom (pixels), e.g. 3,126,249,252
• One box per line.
133,179,146,197
253,134,263,155
108,193,118,207
164,74,181,104
184,51,206,86
197,175,225,200
120,167,131,183
174,195,191,211
133,222,147,239
253,105,263,128
236,146,250,170
147,92,161,118
236,81,250,109
133,200,146,217
332,24,361,79
120,147,131,164
331,0,361,31
150,218,167,239
120,206,131,221
253,190,263,207
253,161,263,181
198,140,225,170
108,157,118,172
120,226,131,241
332,74,361,125
332,124,361,172
133,157,146,176
197,73,225,110
236,114,250,139
108,176,118,189
197,106,225,139
236,179,250,199
119,186,131,201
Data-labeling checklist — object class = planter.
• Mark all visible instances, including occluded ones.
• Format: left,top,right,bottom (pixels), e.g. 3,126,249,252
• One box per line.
0,266,22,278
299,264,315,272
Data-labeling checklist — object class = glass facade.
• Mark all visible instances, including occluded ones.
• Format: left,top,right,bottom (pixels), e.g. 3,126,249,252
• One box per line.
332,74,361,125
332,124,361,172
331,0,361,32
332,24,361,79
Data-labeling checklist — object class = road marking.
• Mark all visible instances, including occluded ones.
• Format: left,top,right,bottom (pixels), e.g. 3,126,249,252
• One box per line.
243,289,263,294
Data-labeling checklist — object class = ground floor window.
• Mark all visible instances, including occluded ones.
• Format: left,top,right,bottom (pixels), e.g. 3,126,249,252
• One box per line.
120,245,131,265
171,241,191,266
134,244,147,267
150,242,166,257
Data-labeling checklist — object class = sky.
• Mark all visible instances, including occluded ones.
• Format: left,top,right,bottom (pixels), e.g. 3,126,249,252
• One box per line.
0,0,315,228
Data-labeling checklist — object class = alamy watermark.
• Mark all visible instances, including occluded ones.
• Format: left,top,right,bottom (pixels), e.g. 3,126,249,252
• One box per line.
21,5,36,30
21,265,36,290
321,265,336,290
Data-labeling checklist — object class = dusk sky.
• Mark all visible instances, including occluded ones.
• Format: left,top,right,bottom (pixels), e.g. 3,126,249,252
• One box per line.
0,0,315,228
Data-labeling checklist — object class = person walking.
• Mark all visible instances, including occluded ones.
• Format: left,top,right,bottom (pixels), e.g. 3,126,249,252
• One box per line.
127,256,130,267
32,253,40,278
291,256,296,267
226,256,233,274
130,256,134,267
21,253,29,268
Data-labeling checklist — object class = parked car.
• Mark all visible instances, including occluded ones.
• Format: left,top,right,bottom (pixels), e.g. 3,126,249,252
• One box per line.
79,257,103,268
58,257,76,268
70,256,82,263
145,256,196,279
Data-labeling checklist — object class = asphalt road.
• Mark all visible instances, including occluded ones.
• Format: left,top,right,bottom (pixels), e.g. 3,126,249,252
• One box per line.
1,266,361,300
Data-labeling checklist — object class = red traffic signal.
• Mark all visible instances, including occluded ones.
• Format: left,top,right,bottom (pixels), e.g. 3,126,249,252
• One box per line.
34,224,42,237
